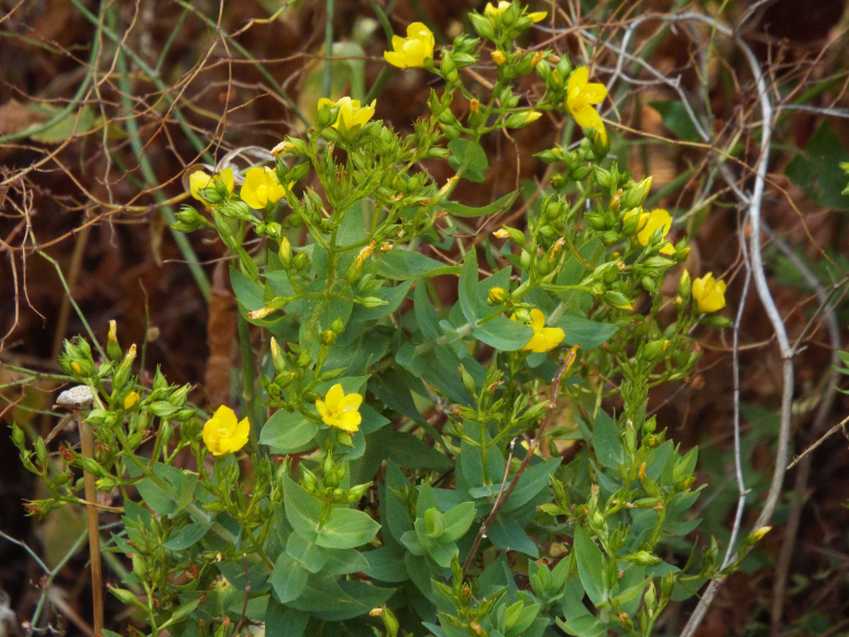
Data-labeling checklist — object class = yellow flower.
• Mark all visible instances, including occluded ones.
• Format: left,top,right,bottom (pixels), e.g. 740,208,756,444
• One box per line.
189,168,234,203
384,22,435,69
123,391,140,410
636,208,676,255
484,1,511,16
318,96,376,131
566,66,608,146
692,272,727,313
316,383,363,433
240,166,287,209
202,405,250,456
523,308,565,353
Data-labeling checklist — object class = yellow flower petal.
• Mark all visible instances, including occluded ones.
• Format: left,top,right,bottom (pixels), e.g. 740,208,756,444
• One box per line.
316,384,364,433
572,104,603,133
384,22,434,69
202,405,249,456
692,272,727,313
523,308,565,353
240,166,286,209
581,82,607,105
218,167,235,193
528,10,547,23
189,170,213,201
529,308,546,331
637,208,672,246
123,391,140,410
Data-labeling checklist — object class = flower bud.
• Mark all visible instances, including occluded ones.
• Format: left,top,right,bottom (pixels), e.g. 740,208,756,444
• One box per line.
621,177,652,210
487,286,508,304
459,364,476,395
469,12,495,40
356,296,389,309
621,208,642,235
643,339,670,362
370,606,399,637
112,344,137,391
505,110,542,128
424,508,445,539
748,526,772,543
603,290,633,311
106,320,122,361
678,269,692,302
626,550,662,565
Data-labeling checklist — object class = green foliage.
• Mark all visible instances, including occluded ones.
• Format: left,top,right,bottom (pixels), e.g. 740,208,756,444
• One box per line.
9,3,738,635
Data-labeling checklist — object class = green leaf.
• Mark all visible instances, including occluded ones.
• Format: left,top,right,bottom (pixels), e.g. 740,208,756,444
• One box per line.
158,597,201,631
502,458,561,512
229,266,264,312
459,250,480,323
364,546,409,583
270,553,309,603
265,601,309,637
316,507,381,549
369,429,451,471
442,189,519,217
414,283,441,341
352,281,412,322
592,411,623,470
488,515,539,558
649,100,701,142
133,461,197,518
28,104,98,143
448,138,489,182
441,502,477,542
260,409,318,453
554,314,618,349
473,315,532,351
286,533,329,574
786,122,849,210
164,521,210,551
288,577,394,621
375,249,458,280
283,475,322,540
574,525,607,605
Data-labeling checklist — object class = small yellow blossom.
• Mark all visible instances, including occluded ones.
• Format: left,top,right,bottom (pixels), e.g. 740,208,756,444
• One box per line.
123,391,140,410
316,384,363,433
484,1,511,17
492,49,507,65
384,22,435,69
523,308,565,353
189,168,234,203
636,208,676,255
318,96,376,131
566,66,608,146
692,272,727,313
240,166,287,209
202,405,250,456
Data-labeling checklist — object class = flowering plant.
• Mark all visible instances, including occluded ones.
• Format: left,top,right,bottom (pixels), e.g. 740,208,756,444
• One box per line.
11,3,757,636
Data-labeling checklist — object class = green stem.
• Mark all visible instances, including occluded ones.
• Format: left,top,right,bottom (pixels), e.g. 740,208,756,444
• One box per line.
111,10,211,300
0,19,101,144
323,0,335,97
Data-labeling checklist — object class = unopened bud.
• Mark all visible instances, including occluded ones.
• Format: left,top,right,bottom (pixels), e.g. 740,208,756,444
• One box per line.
492,49,507,65
487,287,508,304
106,320,122,361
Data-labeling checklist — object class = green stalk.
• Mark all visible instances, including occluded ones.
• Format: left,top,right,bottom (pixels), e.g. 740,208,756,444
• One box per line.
110,10,211,300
